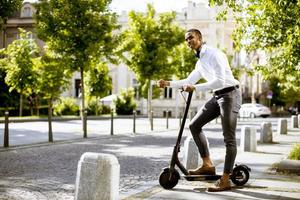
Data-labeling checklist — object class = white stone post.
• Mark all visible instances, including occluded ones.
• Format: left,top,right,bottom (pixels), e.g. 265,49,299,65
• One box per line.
183,136,201,170
260,122,273,143
277,119,287,135
240,126,257,152
291,116,298,128
75,152,120,200
298,115,300,128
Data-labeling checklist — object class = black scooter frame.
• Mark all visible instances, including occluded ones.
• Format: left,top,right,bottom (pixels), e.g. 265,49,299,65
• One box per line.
169,91,193,176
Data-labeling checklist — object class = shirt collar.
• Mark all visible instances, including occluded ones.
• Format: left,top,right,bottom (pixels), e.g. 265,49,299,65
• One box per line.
199,44,207,59
195,43,207,59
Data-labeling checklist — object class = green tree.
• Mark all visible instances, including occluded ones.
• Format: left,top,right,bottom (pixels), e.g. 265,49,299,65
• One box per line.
85,62,112,99
114,88,137,115
35,0,119,137
0,0,22,47
85,62,112,116
2,29,39,116
172,43,197,80
209,0,300,103
119,4,184,116
0,54,19,110
34,51,71,142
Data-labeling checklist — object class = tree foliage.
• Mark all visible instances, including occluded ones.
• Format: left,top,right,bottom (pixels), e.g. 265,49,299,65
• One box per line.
35,0,119,69
172,43,198,80
85,62,112,98
119,4,185,96
1,29,39,116
35,0,119,135
209,0,300,99
114,88,136,115
34,52,71,100
0,67,19,108
0,0,22,28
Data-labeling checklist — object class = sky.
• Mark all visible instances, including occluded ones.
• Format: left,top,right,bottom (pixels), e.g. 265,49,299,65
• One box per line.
109,0,205,13
26,0,206,14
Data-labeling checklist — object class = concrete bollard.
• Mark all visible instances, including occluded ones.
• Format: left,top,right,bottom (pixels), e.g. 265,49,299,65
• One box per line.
298,115,300,128
291,115,299,128
260,122,273,143
183,136,201,170
277,119,288,135
240,126,257,152
75,152,120,200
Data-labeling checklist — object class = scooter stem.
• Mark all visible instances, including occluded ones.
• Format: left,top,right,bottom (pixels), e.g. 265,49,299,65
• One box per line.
170,91,193,175
176,91,193,147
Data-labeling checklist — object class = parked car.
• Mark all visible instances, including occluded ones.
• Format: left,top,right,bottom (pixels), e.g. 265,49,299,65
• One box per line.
239,103,271,118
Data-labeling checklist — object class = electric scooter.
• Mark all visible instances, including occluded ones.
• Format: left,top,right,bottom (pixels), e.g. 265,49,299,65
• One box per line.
159,91,251,190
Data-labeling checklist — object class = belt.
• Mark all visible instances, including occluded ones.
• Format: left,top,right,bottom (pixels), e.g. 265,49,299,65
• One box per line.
214,85,239,96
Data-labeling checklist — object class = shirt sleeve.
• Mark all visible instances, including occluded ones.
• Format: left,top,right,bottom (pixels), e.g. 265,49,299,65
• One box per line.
169,68,202,89
194,51,226,92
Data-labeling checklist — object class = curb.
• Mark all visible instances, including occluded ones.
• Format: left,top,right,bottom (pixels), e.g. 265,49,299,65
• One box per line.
277,159,300,173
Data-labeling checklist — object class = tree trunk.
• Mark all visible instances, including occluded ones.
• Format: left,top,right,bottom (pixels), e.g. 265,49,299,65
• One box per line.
47,98,53,142
36,96,40,116
19,93,23,117
95,97,99,116
30,103,33,116
80,67,87,138
147,80,152,120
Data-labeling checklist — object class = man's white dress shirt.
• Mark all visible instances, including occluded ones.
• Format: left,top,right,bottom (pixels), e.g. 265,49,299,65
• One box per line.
170,44,239,92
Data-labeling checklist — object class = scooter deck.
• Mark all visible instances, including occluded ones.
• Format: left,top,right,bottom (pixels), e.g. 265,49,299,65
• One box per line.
183,174,222,181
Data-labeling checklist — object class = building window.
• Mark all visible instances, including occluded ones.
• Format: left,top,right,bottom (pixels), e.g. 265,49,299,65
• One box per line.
184,12,187,20
164,88,172,99
75,79,81,98
21,7,32,18
163,110,172,117
132,78,139,99
169,88,172,98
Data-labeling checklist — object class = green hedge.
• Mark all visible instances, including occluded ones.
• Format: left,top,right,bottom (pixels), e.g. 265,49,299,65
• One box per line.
114,88,136,115
288,143,300,160
53,97,80,116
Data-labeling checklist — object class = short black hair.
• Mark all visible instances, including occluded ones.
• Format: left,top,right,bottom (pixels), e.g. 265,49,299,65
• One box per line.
187,29,202,40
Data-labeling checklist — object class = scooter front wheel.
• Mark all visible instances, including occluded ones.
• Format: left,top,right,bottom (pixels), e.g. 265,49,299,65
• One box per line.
230,165,250,186
159,168,180,189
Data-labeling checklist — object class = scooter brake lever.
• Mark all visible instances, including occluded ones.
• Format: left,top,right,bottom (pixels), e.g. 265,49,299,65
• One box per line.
179,87,187,103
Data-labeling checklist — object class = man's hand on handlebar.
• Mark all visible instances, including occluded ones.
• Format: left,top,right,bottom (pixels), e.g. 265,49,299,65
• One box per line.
157,80,195,92
157,79,170,88
183,84,195,92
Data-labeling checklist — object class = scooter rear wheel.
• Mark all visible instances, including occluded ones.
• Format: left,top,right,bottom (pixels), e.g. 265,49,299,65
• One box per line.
230,165,250,186
159,168,180,189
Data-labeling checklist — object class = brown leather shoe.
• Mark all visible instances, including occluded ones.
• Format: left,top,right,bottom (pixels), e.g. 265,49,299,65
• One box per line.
207,178,231,192
188,166,216,175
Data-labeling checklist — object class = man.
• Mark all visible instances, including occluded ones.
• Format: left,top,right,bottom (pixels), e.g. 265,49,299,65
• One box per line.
157,29,241,192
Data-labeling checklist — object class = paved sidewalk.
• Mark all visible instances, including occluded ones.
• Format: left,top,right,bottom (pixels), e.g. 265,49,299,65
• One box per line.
123,128,300,200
